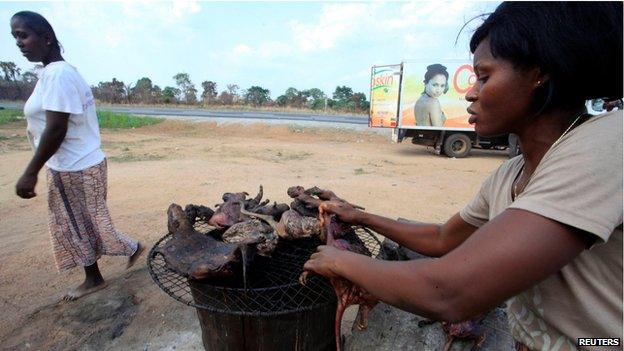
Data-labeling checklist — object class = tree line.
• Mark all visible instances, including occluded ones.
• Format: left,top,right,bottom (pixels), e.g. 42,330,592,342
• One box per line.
0,61,370,113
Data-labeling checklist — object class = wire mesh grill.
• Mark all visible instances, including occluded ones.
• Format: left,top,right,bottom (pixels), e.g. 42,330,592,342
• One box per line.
147,220,385,316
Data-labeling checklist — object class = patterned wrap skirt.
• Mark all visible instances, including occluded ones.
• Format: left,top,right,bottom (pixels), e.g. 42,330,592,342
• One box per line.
46,159,138,272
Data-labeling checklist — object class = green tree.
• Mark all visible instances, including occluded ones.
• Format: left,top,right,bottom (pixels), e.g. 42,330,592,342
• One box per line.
92,78,126,103
331,86,356,110
304,88,326,110
332,86,353,102
132,77,154,103
173,73,197,104
201,81,218,104
276,87,298,107
351,92,369,111
162,86,180,104
244,86,271,106
275,95,288,107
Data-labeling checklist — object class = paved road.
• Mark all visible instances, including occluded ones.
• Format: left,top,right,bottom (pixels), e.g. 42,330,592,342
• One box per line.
1,101,369,125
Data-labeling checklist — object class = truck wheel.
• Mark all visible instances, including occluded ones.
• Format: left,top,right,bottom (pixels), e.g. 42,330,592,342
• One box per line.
443,133,472,158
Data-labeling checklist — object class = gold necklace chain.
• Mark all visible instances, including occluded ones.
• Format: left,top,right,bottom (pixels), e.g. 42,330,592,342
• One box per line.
512,112,585,199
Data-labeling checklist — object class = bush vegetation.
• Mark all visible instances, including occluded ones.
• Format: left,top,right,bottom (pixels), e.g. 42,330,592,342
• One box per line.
1,61,370,115
0,108,24,125
97,111,164,129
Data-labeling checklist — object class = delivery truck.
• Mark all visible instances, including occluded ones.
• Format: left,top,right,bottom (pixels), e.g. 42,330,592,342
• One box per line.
369,61,514,158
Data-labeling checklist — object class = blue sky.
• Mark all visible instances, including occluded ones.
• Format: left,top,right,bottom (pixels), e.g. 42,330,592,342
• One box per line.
1,1,500,99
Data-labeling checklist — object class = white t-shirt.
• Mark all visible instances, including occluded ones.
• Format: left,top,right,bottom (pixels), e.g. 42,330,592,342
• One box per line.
23,61,105,172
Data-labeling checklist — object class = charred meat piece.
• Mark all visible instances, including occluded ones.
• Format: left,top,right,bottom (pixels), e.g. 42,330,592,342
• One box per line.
287,185,323,217
418,314,488,351
209,192,247,228
277,210,322,240
222,219,278,257
287,185,365,219
242,185,290,220
249,201,290,221
243,185,265,210
300,209,378,351
184,204,215,226
289,199,320,218
239,205,322,241
156,204,243,280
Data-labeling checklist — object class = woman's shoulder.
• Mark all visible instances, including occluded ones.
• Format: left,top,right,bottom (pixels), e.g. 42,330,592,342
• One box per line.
565,110,622,146
416,94,438,107
582,109,622,128
42,61,79,81
543,110,622,173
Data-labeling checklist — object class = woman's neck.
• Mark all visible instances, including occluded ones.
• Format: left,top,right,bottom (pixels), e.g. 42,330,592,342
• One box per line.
42,51,64,66
517,107,585,172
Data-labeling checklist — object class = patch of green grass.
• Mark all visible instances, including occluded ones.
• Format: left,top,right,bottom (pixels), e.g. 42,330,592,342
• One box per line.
354,168,367,175
97,111,164,129
108,152,164,163
0,109,24,125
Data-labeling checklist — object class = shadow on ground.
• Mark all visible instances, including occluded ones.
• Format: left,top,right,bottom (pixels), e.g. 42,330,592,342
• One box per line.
3,267,202,351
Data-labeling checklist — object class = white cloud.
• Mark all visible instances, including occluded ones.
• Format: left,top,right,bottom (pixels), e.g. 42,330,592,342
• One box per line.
172,0,201,18
228,42,292,60
121,0,201,23
389,1,476,29
233,44,252,55
258,42,293,59
104,27,123,48
290,3,373,52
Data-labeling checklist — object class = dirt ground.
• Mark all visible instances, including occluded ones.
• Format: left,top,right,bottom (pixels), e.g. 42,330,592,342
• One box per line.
0,118,507,350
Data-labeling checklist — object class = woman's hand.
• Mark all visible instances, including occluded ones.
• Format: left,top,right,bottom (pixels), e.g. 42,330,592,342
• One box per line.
303,245,347,279
16,172,37,199
319,200,364,224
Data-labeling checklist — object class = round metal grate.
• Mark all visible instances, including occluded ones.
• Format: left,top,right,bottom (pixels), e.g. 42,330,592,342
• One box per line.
147,222,385,316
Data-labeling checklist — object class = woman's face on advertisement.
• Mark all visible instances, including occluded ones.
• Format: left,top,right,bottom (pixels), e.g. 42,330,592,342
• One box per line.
425,74,446,98
465,39,540,136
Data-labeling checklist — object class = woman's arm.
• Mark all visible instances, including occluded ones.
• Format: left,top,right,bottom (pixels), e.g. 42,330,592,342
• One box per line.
16,111,69,198
305,208,590,322
359,212,477,257
323,201,478,257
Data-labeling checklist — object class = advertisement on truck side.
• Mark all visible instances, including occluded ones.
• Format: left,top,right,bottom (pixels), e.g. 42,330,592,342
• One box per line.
398,60,475,130
369,64,402,128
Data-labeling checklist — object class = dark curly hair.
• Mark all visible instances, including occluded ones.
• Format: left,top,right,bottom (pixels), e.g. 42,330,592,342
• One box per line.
470,2,622,113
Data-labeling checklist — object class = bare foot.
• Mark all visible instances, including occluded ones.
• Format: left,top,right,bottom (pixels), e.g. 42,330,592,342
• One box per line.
62,280,107,302
127,242,145,269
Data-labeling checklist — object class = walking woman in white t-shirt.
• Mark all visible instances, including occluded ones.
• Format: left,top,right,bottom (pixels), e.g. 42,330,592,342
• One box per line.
11,11,143,301
305,3,622,350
